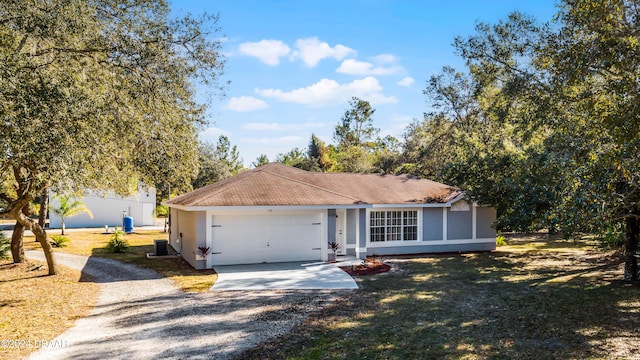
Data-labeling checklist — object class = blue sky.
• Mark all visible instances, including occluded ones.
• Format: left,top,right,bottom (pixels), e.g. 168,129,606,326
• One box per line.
170,1,559,167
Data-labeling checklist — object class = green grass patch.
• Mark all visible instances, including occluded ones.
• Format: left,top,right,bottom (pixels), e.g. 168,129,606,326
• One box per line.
236,234,639,359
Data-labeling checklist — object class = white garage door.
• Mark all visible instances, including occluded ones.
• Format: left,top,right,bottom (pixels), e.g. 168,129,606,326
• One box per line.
211,212,323,265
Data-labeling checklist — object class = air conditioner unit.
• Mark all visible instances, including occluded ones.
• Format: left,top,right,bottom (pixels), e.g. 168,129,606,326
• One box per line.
154,239,168,256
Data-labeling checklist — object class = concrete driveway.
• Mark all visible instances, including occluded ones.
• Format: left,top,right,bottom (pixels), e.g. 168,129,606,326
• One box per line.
26,251,352,360
211,261,359,290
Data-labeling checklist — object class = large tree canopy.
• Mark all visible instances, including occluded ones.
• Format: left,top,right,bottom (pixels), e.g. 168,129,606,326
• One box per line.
425,0,640,280
0,0,225,274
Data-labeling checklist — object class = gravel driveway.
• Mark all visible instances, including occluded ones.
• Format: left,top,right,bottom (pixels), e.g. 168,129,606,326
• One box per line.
26,251,349,360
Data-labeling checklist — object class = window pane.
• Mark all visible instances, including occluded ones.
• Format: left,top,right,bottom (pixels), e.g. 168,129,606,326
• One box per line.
371,226,383,242
371,210,418,242
403,225,417,241
403,211,418,240
370,211,386,242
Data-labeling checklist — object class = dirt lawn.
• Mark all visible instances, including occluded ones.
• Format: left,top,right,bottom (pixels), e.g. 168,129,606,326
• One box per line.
0,260,99,360
235,234,640,359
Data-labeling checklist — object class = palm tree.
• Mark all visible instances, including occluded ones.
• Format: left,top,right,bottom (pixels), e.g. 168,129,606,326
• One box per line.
52,195,93,235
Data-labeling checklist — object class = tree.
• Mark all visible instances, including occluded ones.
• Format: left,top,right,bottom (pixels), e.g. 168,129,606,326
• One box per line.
275,148,308,168
216,136,245,175
544,0,640,280
401,116,459,179
372,135,402,174
333,146,375,173
37,189,48,228
252,154,270,168
51,195,93,235
332,98,380,173
307,134,333,172
449,0,640,280
334,97,379,148
0,0,225,274
192,141,231,189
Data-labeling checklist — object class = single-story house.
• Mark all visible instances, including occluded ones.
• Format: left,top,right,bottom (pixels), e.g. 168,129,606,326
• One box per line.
163,163,496,269
164,163,496,269
49,188,156,229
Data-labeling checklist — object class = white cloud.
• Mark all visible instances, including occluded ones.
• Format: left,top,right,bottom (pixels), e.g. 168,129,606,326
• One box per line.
381,114,415,138
397,76,415,87
238,39,290,65
373,53,398,64
201,127,231,138
336,59,403,76
291,37,355,67
243,122,325,131
226,96,269,112
241,135,304,144
256,76,397,107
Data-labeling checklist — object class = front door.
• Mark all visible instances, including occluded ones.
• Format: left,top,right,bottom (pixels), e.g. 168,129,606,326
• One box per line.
335,209,346,255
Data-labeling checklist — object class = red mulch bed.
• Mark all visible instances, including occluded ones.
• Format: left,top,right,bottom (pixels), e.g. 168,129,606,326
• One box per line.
340,262,391,276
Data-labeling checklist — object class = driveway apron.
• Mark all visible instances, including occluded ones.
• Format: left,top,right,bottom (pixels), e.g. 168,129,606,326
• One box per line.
211,261,359,290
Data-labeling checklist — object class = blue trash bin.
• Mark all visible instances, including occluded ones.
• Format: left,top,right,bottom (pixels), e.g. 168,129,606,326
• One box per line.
123,216,134,233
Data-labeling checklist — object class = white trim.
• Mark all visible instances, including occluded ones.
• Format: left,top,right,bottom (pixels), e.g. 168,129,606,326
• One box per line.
207,209,325,216
321,211,328,262
370,203,448,208
450,200,471,211
355,209,361,255
368,238,496,246
356,247,367,258
335,209,347,255
365,240,420,248
444,193,467,206
442,207,448,241
164,202,463,212
163,204,371,211
472,204,477,241
365,208,422,246
205,210,213,268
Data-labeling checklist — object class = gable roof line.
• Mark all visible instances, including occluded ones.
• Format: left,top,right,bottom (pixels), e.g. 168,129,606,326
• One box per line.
260,167,363,203
166,163,462,207
193,169,263,206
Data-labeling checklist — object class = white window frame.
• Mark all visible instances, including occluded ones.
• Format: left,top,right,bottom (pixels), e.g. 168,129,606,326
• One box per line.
367,208,421,246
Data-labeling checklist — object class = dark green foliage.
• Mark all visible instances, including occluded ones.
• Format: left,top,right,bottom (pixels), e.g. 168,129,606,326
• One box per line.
1,0,225,274
155,205,168,218
334,97,379,148
49,235,70,248
192,139,232,189
251,154,270,168
407,0,640,280
215,136,244,175
106,230,128,253
598,222,625,248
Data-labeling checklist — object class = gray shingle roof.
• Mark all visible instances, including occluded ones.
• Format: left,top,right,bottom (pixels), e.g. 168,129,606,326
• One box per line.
165,163,462,207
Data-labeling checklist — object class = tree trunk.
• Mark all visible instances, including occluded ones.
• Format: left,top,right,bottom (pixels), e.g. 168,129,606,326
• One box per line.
10,221,25,263
11,199,56,275
38,188,48,228
624,213,639,282
10,204,31,263
61,219,65,235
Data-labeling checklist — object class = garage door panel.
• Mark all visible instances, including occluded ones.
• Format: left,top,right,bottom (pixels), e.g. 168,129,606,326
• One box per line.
211,212,322,265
